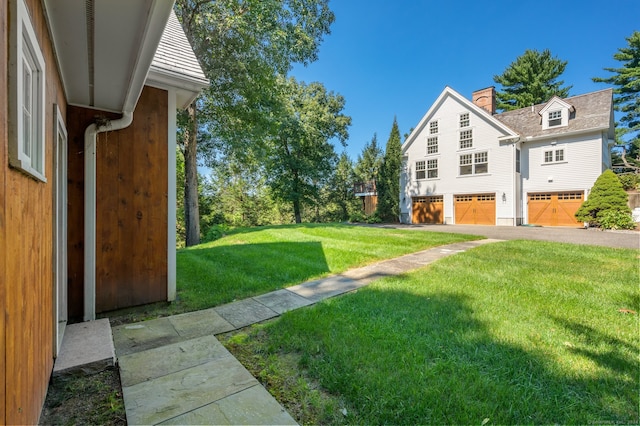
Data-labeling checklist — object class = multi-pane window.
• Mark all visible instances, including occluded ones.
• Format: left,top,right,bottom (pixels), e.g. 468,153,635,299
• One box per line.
429,121,438,134
459,151,488,175
459,129,473,149
459,112,470,128
415,161,426,180
427,136,438,154
548,110,562,127
544,148,565,163
9,0,46,181
474,152,488,174
427,159,438,179
515,148,521,173
459,154,473,175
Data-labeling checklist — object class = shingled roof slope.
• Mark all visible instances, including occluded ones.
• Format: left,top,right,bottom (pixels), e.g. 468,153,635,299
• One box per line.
151,10,208,85
495,88,613,139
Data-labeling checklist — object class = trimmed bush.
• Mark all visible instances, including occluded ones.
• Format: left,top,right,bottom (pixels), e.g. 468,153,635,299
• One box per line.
575,169,634,228
617,173,640,191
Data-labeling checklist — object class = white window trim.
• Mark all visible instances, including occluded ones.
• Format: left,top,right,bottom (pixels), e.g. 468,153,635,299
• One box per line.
415,160,426,180
458,150,489,176
429,120,439,135
459,112,470,128
8,0,46,182
426,158,438,179
427,136,438,155
542,146,567,165
459,128,473,150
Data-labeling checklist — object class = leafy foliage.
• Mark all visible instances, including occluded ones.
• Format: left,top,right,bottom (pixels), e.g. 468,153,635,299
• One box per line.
575,170,634,228
327,152,359,221
493,49,572,111
266,77,351,223
594,31,640,171
376,118,402,222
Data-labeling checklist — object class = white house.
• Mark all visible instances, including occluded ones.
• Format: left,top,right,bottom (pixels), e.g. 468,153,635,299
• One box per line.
400,86,615,227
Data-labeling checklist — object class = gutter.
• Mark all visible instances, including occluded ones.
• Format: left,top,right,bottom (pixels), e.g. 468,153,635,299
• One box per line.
83,112,133,321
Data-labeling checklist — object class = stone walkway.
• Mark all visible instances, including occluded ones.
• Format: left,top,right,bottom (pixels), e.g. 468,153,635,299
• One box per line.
111,238,501,425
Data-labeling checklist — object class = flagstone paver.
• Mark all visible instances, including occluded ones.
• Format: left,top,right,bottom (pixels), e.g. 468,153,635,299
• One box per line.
112,237,503,425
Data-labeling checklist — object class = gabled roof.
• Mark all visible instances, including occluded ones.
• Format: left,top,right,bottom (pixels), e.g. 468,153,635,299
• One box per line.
148,10,209,109
538,96,575,116
495,88,614,141
402,87,519,154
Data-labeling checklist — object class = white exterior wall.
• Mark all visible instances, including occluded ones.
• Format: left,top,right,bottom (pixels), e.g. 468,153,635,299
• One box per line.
402,95,517,225
521,131,605,223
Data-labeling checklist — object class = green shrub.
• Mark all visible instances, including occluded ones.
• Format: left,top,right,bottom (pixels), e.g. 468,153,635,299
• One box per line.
202,224,232,243
349,211,367,223
575,170,633,228
597,209,636,230
617,173,640,191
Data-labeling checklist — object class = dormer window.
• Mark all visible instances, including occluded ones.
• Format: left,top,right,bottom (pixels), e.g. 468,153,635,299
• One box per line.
539,96,573,130
548,110,562,127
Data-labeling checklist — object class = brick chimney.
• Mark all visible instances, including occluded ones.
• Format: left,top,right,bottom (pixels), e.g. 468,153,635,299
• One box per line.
472,86,496,114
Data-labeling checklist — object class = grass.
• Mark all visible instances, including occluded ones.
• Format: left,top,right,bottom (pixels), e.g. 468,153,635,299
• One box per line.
222,240,640,425
173,223,479,313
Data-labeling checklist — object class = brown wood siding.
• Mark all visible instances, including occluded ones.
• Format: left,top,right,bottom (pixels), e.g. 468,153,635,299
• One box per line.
0,1,7,422
363,195,377,216
67,86,168,316
1,0,66,423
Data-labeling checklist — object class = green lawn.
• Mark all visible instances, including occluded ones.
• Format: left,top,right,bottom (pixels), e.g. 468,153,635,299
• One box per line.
223,240,640,425
175,223,479,311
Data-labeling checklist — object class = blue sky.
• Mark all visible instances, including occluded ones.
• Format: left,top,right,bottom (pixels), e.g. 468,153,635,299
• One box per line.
290,0,640,161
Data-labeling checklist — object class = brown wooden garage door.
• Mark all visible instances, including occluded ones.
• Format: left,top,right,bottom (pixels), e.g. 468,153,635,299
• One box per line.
528,192,583,227
412,196,444,224
454,194,495,225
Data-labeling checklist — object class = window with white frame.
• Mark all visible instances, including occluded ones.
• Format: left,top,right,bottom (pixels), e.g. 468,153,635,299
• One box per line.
429,120,438,134
459,112,470,128
543,148,565,164
415,160,426,180
427,136,438,154
459,129,473,149
459,151,488,175
9,0,46,181
548,110,562,127
427,159,438,179
515,148,521,173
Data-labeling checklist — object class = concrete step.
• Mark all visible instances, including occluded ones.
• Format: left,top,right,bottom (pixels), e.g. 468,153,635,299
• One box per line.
53,318,116,377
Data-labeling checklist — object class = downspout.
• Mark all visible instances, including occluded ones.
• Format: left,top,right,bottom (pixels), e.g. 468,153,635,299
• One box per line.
84,112,133,321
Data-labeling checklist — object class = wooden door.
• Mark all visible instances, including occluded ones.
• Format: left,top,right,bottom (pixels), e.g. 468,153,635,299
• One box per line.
412,196,443,224
528,192,583,227
455,194,495,225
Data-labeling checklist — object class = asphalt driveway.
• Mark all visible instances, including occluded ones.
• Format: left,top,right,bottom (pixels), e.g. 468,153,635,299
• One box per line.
366,224,640,250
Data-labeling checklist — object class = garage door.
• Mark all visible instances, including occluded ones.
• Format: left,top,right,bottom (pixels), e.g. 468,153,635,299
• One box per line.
455,194,495,225
412,196,444,224
528,192,583,227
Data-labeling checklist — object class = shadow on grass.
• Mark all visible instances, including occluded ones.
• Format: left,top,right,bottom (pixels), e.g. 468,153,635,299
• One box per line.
259,285,638,425
176,241,329,309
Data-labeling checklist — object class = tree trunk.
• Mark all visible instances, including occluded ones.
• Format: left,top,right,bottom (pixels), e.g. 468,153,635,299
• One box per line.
293,198,302,224
184,101,200,246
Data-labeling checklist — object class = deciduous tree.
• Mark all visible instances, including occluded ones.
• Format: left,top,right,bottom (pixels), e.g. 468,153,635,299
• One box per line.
266,77,351,224
594,31,640,172
174,0,335,244
493,49,572,111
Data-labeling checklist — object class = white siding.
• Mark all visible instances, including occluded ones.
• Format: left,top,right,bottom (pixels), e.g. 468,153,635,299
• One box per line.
402,94,517,224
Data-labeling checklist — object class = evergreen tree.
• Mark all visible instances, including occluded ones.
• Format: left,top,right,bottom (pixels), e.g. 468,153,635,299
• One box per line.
493,49,572,111
329,152,358,221
354,133,383,184
575,170,634,229
376,118,402,222
593,31,640,171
